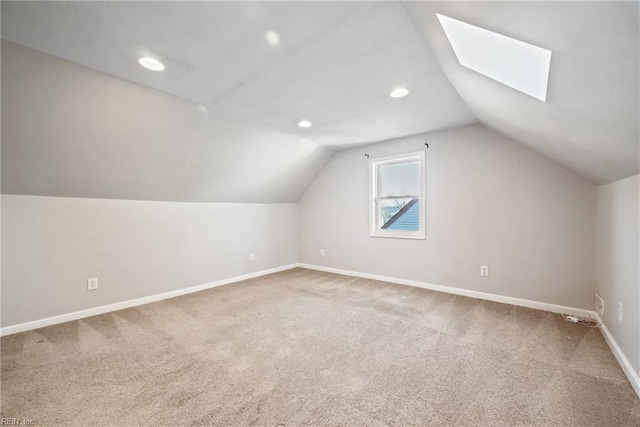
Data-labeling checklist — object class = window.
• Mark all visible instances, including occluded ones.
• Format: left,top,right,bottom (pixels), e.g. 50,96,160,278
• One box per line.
437,14,552,102
369,151,425,239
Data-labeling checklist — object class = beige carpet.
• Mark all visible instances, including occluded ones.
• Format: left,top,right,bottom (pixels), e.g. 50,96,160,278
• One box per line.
2,268,639,426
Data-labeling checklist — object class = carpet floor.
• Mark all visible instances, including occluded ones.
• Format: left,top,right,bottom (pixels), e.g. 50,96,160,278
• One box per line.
2,268,639,426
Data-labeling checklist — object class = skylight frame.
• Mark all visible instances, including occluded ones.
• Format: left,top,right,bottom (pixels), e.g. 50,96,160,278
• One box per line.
437,13,552,102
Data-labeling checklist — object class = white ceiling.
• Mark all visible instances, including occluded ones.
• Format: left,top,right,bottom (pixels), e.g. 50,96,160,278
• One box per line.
1,1,475,149
1,0,638,203
403,1,639,184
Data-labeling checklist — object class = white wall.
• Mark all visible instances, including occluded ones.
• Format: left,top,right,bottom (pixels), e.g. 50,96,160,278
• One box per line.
595,174,640,375
1,195,298,327
299,124,595,309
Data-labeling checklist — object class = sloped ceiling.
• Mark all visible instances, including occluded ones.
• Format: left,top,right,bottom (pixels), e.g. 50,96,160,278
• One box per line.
402,1,639,184
1,1,475,202
1,1,638,204
2,41,334,203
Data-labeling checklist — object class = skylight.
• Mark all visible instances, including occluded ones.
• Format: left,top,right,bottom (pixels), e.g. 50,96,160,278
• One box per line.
437,14,552,102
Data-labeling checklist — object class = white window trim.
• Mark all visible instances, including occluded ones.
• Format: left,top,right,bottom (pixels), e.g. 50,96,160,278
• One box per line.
369,151,425,240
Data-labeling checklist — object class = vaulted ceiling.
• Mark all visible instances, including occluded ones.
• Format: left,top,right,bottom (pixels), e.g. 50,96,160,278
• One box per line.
1,1,638,202
2,1,474,148
403,1,639,185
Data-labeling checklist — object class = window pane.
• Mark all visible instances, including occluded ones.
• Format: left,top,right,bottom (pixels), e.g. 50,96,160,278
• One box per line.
379,198,420,231
379,161,420,197
370,152,425,239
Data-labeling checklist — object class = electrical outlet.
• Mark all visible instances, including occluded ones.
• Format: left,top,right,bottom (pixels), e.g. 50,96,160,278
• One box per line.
87,277,98,291
618,303,623,323
320,249,325,257
249,253,255,262
595,292,604,316
480,266,489,277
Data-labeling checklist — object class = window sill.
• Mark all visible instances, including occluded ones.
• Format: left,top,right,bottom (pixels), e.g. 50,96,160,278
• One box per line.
369,232,425,240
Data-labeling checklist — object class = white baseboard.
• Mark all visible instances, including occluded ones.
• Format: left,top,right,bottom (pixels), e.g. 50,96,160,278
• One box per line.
0,263,298,337
596,313,640,399
300,263,640,399
298,263,597,318
4,261,638,399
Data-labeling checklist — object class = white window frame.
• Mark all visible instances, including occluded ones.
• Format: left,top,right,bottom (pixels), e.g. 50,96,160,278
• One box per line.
369,151,425,240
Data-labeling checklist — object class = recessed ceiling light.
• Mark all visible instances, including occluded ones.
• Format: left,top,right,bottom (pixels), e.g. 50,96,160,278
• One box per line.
138,57,165,71
265,31,281,47
297,120,312,128
390,88,409,98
